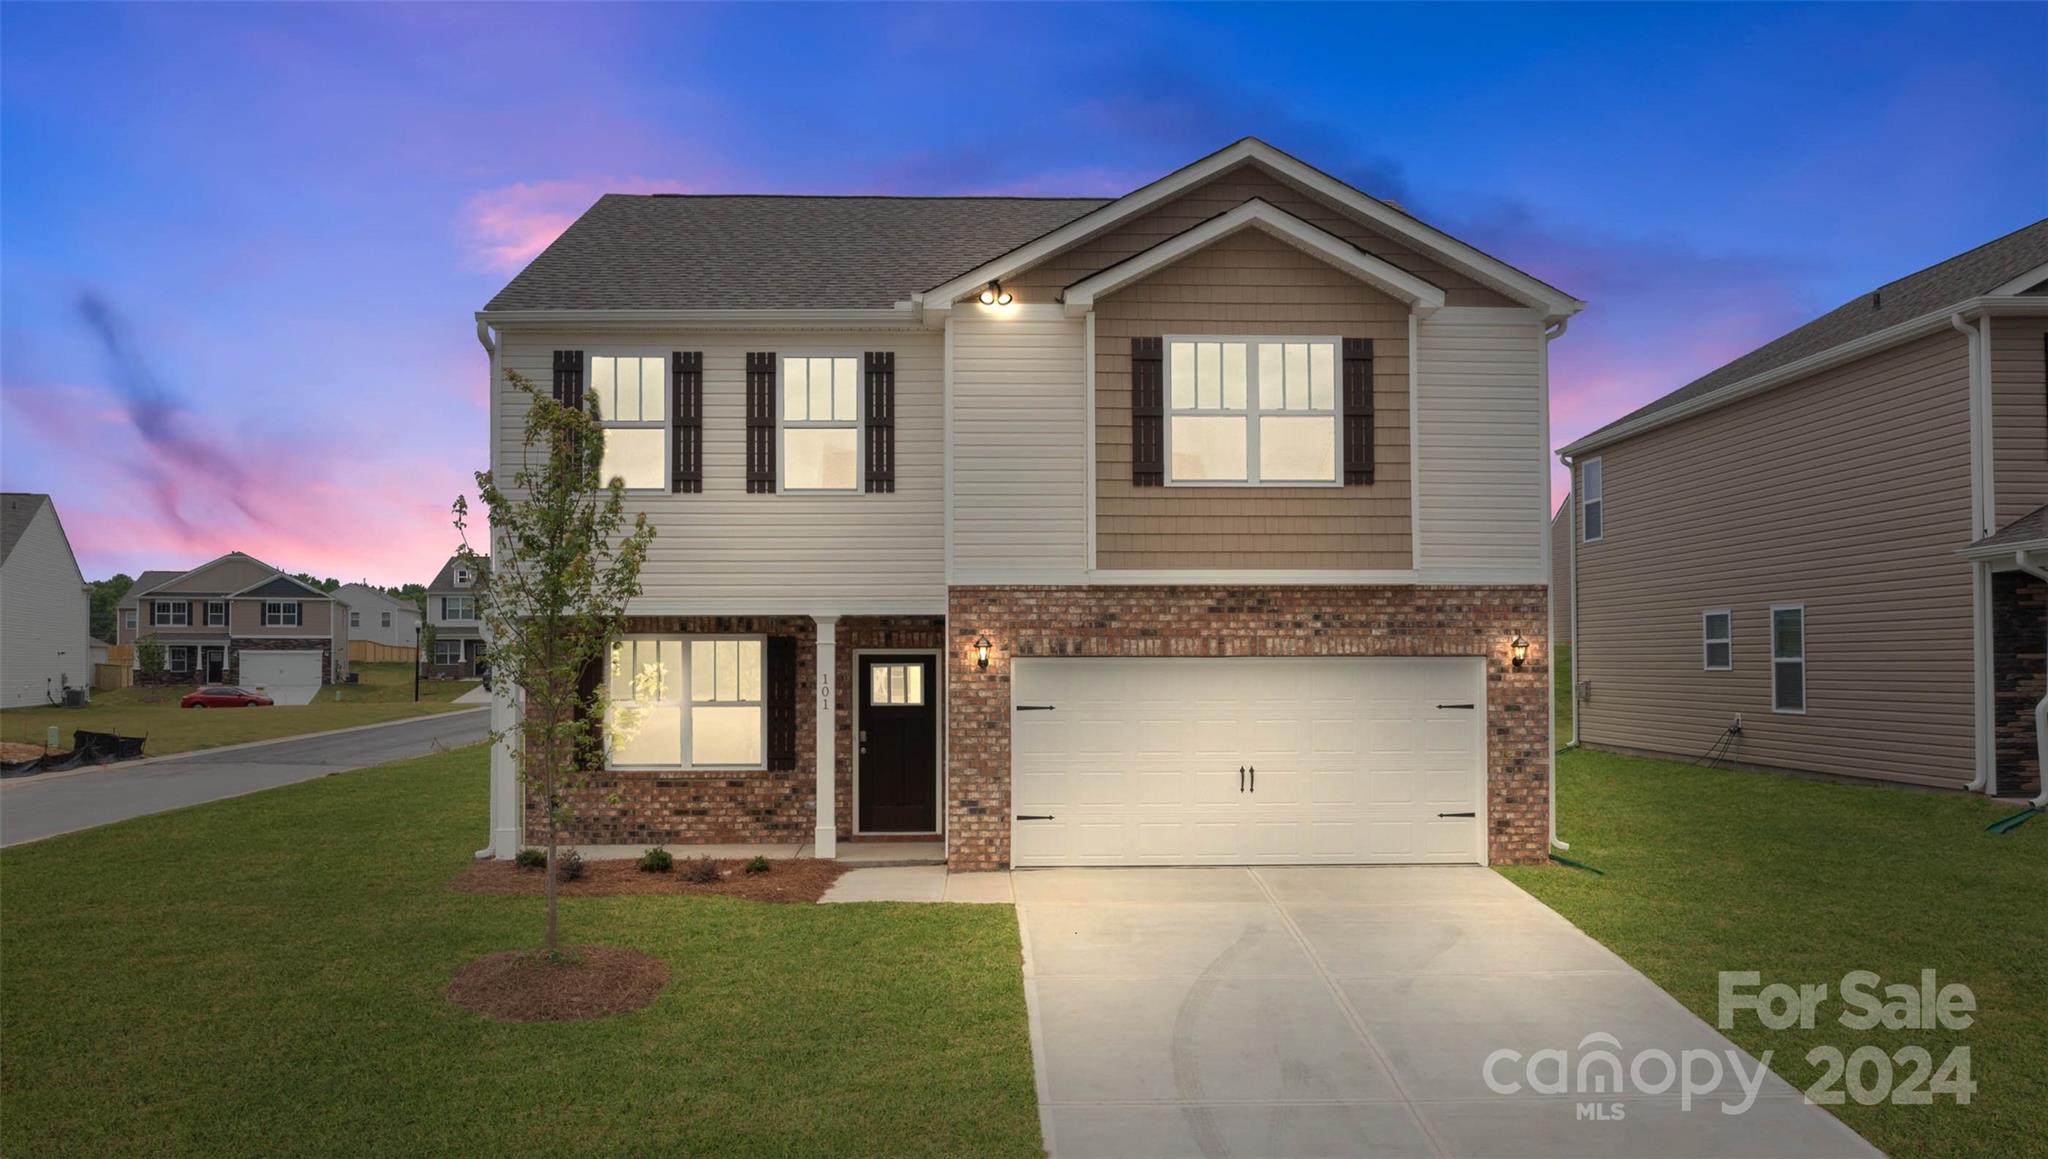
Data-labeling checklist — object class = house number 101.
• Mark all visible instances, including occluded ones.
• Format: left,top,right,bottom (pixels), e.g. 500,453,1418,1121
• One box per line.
819,673,831,708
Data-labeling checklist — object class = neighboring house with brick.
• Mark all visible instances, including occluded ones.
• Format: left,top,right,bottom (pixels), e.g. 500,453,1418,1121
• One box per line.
334,583,421,649
114,552,349,701
472,137,1583,869
1559,220,2048,805
423,555,486,679
0,493,91,708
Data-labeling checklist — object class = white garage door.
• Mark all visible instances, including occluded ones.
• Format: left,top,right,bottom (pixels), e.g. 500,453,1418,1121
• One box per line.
1011,657,1486,867
238,651,324,706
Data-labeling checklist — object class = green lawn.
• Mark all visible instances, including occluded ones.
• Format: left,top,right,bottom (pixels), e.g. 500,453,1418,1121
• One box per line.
0,745,1040,1156
1505,746,2046,1158
1,663,477,756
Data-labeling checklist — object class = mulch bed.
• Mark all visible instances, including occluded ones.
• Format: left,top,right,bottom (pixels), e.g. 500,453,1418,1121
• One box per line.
444,945,668,1021
448,856,847,904
0,742,49,763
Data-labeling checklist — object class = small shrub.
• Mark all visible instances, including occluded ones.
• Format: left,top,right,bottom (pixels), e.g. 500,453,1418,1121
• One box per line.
514,847,547,870
637,847,674,873
744,856,771,875
681,857,722,885
554,847,586,882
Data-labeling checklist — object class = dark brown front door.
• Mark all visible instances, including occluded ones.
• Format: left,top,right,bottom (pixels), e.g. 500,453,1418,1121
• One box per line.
204,648,225,683
858,654,938,832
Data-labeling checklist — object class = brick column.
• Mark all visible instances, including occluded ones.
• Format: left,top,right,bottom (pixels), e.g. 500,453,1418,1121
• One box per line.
813,615,838,858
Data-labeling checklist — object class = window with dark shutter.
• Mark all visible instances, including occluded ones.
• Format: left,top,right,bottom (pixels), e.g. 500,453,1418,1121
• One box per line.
552,350,584,409
865,351,896,493
746,352,777,493
1131,337,1164,486
571,653,603,770
765,635,798,770
673,351,703,493
1342,338,1375,486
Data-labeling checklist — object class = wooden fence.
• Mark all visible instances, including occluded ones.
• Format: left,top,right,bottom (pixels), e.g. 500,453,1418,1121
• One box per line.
348,640,418,664
92,663,132,691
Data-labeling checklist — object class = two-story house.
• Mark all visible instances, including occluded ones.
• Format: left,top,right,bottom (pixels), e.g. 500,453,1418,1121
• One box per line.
115,552,348,699
0,493,91,708
1560,221,2048,806
334,583,421,650
473,138,1583,870
423,555,486,678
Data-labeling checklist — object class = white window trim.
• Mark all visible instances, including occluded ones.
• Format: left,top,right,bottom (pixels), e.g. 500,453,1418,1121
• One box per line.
777,352,864,495
443,596,478,622
124,610,137,631
589,351,672,494
152,601,190,627
433,639,467,666
1702,609,1732,671
605,633,769,772
380,611,392,628
166,645,192,673
206,601,227,627
349,610,361,628
453,567,474,587
1581,456,1604,543
1770,603,1806,715
1162,335,1343,488
263,600,301,627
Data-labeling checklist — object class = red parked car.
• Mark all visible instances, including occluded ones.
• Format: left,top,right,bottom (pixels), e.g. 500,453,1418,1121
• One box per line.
180,686,274,709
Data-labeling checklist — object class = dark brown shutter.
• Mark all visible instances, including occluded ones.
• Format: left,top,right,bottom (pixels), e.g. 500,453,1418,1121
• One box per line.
1342,338,1375,486
673,351,703,493
572,653,603,770
765,635,798,770
1131,337,1164,486
746,353,777,493
864,351,896,493
187,601,196,625
552,350,584,409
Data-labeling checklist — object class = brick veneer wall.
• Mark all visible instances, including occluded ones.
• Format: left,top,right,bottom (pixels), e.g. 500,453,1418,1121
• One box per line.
946,584,1551,870
1993,572,2045,797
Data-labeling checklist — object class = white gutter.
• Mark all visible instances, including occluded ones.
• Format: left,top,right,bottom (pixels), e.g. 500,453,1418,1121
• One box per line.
475,306,919,331
2014,549,2048,809
1545,317,1571,853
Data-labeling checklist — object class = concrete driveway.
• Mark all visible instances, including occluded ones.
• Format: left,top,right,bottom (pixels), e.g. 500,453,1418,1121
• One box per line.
1015,866,1876,1159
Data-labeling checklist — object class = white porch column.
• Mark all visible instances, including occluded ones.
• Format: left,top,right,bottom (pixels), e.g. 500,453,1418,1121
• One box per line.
482,680,522,859
814,615,839,858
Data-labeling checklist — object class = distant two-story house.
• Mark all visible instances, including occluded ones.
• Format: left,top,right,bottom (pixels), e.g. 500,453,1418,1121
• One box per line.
423,555,486,678
0,493,91,708
472,138,1583,870
115,552,348,700
1560,220,2048,804
334,583,421,649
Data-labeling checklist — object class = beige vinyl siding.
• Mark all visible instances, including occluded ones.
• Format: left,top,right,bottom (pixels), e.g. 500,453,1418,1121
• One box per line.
1415,313,1546,574
1990,314,2048,529
229,597,333,636
154,556,273,595
949,305,1090,582
1005,162,1516,309
495,329,944,612
1092,228,1412,570
1549,499,1573,643
1574,329,1977,788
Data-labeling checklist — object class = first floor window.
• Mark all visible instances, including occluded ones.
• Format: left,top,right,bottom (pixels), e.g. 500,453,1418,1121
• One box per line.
780,355,860,492
1771,605,1805,713
1702,610,1732,670
264,601,300,627
604,636,765,768
1167,336,1338,485
591,354,668,490
152,601,190,627
433,639,465,666
167,646,192,673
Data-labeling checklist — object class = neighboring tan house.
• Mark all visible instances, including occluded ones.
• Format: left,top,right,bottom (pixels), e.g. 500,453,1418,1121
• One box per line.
423,555,485,679
1559,220,2048,804
115,552,349,700
1548,495,1573,646
471,137,1584,869
334,583,421,649
0,493,91,708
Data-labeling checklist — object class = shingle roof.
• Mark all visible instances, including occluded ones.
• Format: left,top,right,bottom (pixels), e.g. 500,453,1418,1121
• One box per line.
0,493,50,566
333,583,412,614
427,555,487,593
483,195,1110,312
1971,503,2048,551
123,570,183,604
1573,218,2048,449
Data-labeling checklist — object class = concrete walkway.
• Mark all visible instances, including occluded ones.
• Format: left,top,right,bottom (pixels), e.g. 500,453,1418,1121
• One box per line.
0,709,488,846
1015,866,1877,1159
820,865,1014,903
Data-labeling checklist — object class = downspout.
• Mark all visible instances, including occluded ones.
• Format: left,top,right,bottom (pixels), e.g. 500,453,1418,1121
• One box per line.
2013,549,2048,810
474,320,502,861
1545,317,1571,853
1950,313,1992,792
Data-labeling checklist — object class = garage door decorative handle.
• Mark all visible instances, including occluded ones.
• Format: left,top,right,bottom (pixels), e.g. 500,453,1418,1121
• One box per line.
1436,703,1475,710
1249,765,1255,792
1016,814,1055,821
1437,811,1475,818
1016,705,1056,712
1239,765,1245,792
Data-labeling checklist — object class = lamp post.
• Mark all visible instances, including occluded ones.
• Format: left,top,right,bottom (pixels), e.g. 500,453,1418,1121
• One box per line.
414,622,421,702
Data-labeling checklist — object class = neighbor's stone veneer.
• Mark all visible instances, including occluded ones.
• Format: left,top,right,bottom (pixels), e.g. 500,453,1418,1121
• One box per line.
1992,572,2045,797
945,585,1552,871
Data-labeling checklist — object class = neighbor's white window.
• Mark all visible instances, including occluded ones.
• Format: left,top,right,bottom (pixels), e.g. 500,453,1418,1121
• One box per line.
124,609,137,632
263,601,301,627
433,639,466,666
167,646,192,673
152,601,190,627
443,596,477,622
604,636,765,769
454,566,474,587
780,355,861,492
590,354,668,491
1771,605,1805,713
1581,457,1604,542
349,610,361,628
380,611,392,628
1166,337,1338,485
206,600,227,627
870,662,925,706
1702,610,1732,670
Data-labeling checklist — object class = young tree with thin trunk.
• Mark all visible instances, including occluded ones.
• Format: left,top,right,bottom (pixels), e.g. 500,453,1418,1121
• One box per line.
455,370,653,953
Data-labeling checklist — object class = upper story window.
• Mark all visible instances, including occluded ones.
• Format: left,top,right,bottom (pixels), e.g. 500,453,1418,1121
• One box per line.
1702,610,1732,670
152,601,190,627
1771,605,1806,714
381,611,392,628
453,566,474,587
780,355,860,492
349,610,361,628
1581,457,1604,542
263,601,301,627
206,601,226,627
590,354,668,491
124,609,137,632
443,595,477,622
1166,337,1338,485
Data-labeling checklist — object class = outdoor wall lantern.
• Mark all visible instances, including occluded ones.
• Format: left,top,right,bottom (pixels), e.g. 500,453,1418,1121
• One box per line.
974,634,993,669
977,281,1013,306
1510,633,1530,670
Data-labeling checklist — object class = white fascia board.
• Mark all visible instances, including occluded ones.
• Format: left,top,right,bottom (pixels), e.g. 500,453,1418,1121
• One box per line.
1558,296,2048,458
921,138,1582,319
626,597,947,617
1061,199,1446,317
476,307,919,331
1957,537,2048,561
